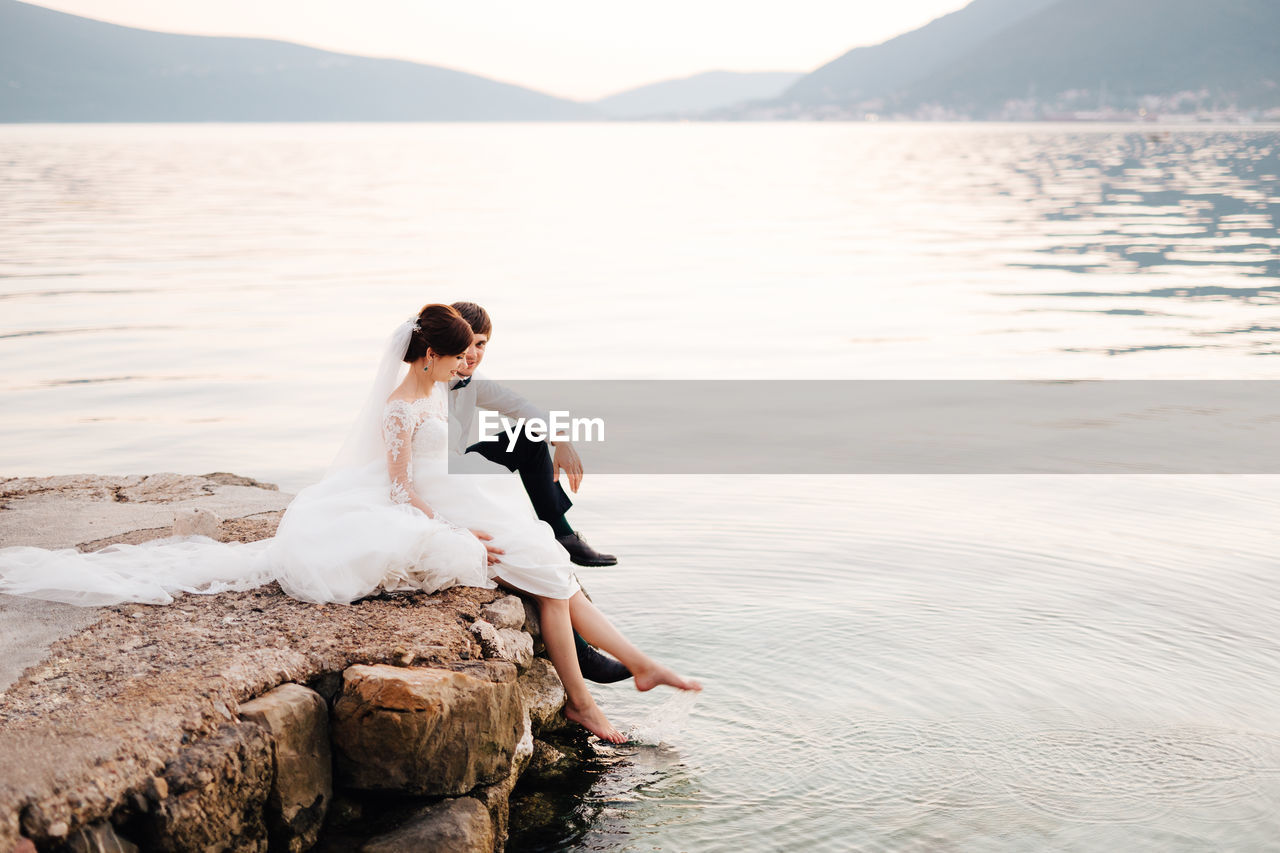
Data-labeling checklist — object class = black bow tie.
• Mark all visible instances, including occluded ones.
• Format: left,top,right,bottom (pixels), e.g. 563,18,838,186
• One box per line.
451,376,472,391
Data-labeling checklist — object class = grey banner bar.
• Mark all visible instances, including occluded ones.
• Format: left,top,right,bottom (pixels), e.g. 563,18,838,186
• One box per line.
450,381,1280,474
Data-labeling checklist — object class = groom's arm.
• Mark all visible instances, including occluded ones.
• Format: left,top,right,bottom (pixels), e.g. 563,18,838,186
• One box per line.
471,377,549,426
472,378,584,491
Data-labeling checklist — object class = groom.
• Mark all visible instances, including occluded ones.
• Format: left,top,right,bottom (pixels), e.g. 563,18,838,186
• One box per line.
447,302,616,567
447,302,628,684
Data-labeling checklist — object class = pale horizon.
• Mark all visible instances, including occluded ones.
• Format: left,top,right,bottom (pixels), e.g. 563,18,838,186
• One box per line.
18,0,972,101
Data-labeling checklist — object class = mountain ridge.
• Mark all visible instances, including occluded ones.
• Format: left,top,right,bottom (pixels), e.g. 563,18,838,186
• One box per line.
897,0,1280,115
0,0,598,121
783,0,1063,105
592,70,805,118
5,0,1277,123
768,0,1280,118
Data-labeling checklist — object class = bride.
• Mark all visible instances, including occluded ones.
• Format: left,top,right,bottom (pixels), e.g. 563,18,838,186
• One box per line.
0,303,700,742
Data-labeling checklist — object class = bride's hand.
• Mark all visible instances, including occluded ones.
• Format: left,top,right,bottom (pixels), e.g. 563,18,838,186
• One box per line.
470,529,504,565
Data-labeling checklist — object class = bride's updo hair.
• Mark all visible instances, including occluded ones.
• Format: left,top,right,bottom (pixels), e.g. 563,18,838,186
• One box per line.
404,304,474,363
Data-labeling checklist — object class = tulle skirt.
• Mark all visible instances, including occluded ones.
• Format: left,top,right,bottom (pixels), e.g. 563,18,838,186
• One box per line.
416,451,581,600
0,454,580,606
0,536,273,607
0,461,494,606
266,461,495,604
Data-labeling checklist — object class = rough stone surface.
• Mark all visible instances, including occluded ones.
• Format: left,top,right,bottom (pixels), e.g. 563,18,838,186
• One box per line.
469,619,534,670
473,702,534,852
518,657,568,734
0,473,289,551
0,474,512,852
62,822,140,853
521,598,543,653
478,595,525,630
332,665,523,796
239,683,332,853
445,659,517,684
358,797,494,853
0,473,291,695
529,740,567,775
0,476,572,852
135,722,273,853
171,507,223,538
0,597,99,698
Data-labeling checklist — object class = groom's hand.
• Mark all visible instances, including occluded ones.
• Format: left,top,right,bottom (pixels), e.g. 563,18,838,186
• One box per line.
551,441,583,493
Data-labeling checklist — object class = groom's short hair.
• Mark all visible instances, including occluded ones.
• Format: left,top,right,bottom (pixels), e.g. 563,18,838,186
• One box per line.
451,302,492,337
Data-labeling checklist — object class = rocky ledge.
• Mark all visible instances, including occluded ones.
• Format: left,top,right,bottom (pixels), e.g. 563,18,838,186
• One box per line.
0,474,580,853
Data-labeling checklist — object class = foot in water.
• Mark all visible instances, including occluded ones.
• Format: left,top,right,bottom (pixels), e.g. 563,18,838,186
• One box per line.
633,662,703,693
565,699,627,743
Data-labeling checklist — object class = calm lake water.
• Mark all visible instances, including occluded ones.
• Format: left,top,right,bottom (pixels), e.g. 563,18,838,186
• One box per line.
3,123,1280,851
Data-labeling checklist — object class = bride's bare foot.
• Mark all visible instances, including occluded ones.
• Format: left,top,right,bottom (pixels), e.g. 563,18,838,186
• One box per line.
633,662,703,693
564,700,627,744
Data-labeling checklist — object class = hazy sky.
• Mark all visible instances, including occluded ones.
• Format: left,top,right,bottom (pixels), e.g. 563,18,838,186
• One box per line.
27,0,970,101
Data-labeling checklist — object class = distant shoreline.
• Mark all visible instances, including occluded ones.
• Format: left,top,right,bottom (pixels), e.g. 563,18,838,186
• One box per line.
2,118,1279,127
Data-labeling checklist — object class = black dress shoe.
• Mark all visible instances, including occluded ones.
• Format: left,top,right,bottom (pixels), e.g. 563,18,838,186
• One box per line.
575,631,631,683
556,531,617,567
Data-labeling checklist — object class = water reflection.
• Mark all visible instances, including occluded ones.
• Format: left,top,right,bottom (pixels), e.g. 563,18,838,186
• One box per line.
976,130,1280,361
563,475,1280,852
1006,132,1278,277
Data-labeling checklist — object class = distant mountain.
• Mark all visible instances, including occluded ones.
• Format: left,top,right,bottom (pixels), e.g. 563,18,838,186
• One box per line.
773,0,1280,118
0,0,597,121
899,0,1280,115
783,0,1061,106
592,70,804,119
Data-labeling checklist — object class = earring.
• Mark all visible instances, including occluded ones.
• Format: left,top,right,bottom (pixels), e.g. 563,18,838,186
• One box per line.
424,356,434,372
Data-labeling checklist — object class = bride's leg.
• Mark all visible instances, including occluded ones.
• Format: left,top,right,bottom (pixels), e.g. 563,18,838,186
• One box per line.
535,594,627,743
567,592,703,693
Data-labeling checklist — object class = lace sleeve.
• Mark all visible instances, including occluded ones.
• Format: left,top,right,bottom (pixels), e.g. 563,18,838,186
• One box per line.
383,400,417,506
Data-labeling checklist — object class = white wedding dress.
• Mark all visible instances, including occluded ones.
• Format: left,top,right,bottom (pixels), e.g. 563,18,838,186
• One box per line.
0,322,580,607
272,387,579,604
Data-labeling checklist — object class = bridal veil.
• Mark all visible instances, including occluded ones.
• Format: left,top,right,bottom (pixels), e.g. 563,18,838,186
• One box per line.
0,319,492,606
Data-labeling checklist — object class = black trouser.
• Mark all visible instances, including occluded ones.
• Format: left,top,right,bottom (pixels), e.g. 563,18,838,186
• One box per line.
466,431,572,526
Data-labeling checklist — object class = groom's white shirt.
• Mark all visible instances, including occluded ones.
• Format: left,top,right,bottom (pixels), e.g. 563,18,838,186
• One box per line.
448,374,550,457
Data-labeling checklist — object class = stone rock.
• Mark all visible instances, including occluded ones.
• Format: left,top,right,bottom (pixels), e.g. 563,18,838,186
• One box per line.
473,703,533,851
61,823,139,853
172,507,223,538
469,620,533,670
518,658,567,734
322,793,363,832
479,595,525,630
466,618,497,649
521,598,543,652
309,671,343,702
529,740,567,775
359,797,493,853
332,665,522,796
201,472,278,490
238,683,332,853
117,473,208,503
445,660,517,684
143,777,168,802
135,722,272,852
0,474,139,501
16,802,69,845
